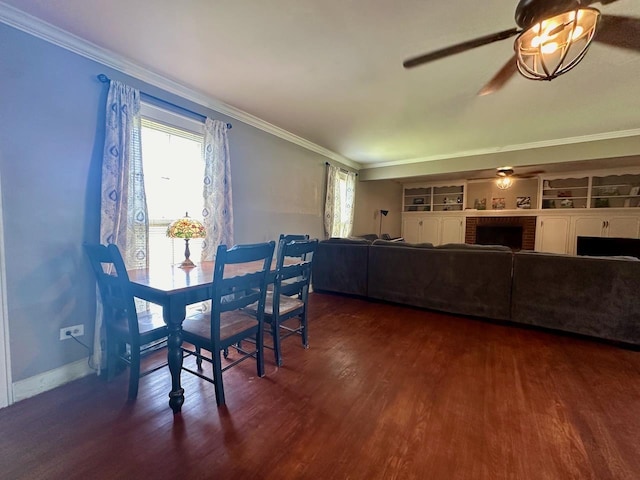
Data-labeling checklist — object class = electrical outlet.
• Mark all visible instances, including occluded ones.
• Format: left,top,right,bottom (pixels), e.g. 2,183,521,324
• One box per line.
60,324,84,340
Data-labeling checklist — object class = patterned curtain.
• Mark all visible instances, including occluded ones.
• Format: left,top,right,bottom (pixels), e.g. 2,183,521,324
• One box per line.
94,80,148,372
324,164,357,238
201,118,234,260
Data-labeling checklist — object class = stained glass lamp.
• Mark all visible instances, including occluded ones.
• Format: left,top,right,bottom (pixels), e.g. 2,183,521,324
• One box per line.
166,212,206,268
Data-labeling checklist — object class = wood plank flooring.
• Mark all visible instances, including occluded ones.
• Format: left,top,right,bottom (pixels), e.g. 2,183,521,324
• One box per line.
1,293,639,479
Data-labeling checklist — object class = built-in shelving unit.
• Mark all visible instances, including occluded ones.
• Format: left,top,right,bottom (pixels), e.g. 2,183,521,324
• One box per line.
403,183,464,213
540,172,640,209
541,177,589,209
590,173,640,208
403,186,432,212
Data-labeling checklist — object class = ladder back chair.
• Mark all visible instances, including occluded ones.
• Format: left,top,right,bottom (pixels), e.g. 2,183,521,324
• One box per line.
180,241,275,406
84,243,168,400
259,237,318,366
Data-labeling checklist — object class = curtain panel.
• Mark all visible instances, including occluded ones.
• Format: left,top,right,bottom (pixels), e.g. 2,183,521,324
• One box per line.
324,165,356,238
94,80,149,372
201,118,234,261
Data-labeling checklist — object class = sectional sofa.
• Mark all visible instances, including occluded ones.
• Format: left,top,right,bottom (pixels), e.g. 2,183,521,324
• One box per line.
312,238,640,346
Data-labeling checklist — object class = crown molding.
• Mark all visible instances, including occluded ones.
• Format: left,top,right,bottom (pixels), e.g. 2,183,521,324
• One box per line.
0,2,360,170
366,128,640,169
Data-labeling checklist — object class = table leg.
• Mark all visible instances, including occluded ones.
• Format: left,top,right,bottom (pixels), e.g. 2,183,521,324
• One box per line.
167,323,184,414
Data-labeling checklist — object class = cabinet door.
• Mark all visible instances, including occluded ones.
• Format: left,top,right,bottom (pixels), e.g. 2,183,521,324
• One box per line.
537,216,570,254
606,215,640,239
573,216,605,238
440,216,465,244
420,217,441,245
401,216,423,244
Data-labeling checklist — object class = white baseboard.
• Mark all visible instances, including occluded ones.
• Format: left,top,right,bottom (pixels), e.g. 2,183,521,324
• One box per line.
12,358,94,403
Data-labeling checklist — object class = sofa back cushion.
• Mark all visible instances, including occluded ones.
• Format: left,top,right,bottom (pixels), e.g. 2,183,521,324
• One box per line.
312,239,370,296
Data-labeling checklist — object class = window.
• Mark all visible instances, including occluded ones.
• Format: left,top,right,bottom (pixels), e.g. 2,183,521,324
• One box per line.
141,103,205,265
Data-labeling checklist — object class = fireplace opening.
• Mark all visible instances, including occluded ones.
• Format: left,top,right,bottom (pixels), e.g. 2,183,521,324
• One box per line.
476,225,523,250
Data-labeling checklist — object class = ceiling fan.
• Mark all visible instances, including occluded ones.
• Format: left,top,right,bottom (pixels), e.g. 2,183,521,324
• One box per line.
403,0,640,95
470,167,546,189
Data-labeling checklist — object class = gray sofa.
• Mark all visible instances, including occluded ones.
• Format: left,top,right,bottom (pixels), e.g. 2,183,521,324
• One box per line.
511,251,640,344
312,238,640,346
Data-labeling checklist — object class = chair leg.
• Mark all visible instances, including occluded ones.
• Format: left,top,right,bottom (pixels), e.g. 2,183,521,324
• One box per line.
271,320,282,367
301,311,309,349
213,350,225,406
195,345,202,370
128,343,141,400
257,329,265,377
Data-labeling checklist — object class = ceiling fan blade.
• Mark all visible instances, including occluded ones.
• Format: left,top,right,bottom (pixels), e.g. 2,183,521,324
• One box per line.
478,55,518,96
517,170,546,178
594,14,640,52
403,28,521,69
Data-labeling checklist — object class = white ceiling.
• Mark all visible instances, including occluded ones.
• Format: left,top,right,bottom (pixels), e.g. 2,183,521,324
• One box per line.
3,0,640,180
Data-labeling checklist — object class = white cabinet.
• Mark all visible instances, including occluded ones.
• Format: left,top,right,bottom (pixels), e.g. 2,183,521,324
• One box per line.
569,213,640,254
536,215,571,254
440,216,465,244
402,213,464,245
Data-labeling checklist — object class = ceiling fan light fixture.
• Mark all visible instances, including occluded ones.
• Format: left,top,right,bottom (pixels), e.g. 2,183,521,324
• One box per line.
514,7,600,81
496,176,514,190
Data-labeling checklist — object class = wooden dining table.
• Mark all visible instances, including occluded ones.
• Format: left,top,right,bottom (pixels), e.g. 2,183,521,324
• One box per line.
127,260,269,414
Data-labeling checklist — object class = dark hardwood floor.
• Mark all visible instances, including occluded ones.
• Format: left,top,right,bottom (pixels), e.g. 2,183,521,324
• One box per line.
1,293,639,479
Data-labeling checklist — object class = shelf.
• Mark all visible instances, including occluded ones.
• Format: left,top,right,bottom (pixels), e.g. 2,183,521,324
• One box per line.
543,187,588,191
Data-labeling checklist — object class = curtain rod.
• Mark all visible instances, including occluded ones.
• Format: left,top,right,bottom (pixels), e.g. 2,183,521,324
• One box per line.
325,161,358,176
97,74,232,129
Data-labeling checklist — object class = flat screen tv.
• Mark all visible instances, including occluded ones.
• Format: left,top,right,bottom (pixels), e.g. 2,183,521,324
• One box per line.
576,236,640,259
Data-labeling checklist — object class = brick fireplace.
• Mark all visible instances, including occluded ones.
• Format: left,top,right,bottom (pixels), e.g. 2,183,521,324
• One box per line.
465,216,536,251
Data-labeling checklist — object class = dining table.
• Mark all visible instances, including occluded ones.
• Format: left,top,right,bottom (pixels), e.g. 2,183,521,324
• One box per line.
127,258,282,413
127,261,216,413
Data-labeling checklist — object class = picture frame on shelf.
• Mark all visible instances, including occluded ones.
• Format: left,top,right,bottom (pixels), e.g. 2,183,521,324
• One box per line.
474,198,486,210
630,186,640,196
516,197,531,209
492,197,505,210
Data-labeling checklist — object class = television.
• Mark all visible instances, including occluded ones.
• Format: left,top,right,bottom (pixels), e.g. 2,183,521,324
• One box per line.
576,236,640,259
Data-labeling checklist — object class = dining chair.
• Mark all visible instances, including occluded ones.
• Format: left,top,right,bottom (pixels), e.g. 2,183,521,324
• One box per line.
253,237,318,367
180,241,275,406
84,243,168,400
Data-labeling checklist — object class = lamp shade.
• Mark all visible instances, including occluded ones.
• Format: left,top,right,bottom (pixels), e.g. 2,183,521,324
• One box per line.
166,212,206,239
167,212,206,268
515,7,600,81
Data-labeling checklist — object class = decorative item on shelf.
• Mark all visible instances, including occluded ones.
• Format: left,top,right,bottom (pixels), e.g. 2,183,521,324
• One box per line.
378,209,389,237
629,186,640,196
557,190,572,198
456,196,461,203
166,212,206,268
413,197,424,205
560,199,574,208
516,196,531,209
474,198,487,210
492,197,505,210
542,199,556,209
543,180,551,189
594,198,610,208
597,186,619,196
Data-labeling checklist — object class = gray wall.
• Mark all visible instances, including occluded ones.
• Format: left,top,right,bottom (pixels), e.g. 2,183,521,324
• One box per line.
0,23,345,383
353,179,403,238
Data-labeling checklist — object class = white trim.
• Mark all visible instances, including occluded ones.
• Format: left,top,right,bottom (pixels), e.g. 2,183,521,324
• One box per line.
367,128,640,169
0,166,11,408
0,2,360,171
12,358,94,403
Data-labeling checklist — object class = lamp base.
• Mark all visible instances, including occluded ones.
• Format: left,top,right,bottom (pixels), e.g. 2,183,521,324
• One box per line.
178,238,196,268
178,258,196,269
